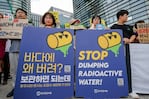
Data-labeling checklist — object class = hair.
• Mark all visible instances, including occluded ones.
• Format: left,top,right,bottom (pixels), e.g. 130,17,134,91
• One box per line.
116,10,129,20
41,12,56,27
134,20,145,29
15,8,27,16
0,13,3,18
91,15,101,23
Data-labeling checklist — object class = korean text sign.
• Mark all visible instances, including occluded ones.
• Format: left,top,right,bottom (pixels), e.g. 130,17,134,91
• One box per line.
0,19,28,39
14,27,74,99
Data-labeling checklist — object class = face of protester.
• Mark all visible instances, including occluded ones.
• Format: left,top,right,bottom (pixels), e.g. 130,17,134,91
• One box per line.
120,14,128,22
44,14,54,27
93,17,100,25
16,10,27,19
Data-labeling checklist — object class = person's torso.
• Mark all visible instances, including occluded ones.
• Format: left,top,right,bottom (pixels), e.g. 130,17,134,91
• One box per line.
111,24,134,38
9,40,20,52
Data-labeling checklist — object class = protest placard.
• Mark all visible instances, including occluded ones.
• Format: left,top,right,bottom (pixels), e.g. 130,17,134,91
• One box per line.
137,23,149,43
0,19,28,39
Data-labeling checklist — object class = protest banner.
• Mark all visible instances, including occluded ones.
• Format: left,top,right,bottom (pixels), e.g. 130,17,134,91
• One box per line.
14,27,74,99
0,19,28,39
130,44,149,94
75,29,128,99
137,23,149,43
14,27,128,99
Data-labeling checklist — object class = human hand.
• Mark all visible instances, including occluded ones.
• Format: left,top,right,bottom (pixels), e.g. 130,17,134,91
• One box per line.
90,24,95,29
123,38,130,44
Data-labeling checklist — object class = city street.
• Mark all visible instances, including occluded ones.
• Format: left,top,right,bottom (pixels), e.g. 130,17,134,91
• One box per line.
0,78,13,99
0,78,149,99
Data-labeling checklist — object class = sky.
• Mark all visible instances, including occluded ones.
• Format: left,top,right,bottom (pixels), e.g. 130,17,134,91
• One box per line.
31,0,73,15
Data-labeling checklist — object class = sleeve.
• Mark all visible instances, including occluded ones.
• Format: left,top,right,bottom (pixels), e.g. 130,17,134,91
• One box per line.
110,24,116,29
129,25,136,36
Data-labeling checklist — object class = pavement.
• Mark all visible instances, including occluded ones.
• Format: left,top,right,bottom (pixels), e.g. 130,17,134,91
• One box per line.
0,78,13,99
0,78,149,99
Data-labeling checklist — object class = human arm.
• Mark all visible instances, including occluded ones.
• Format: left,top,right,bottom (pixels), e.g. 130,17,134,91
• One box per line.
89,24,95,29
124,25,136,44
129,35,136,43
123,35,136,44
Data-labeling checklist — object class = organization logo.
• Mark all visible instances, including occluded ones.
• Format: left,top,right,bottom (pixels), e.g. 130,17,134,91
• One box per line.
36,91,52,96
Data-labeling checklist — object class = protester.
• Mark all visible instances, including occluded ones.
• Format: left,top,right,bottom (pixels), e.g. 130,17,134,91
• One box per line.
0,13,6,84
111,10,139,99
134,20,145,30
41,12,56,28
3,39,11,85
134,20,145,43
90,15,106,30
6,8,27,97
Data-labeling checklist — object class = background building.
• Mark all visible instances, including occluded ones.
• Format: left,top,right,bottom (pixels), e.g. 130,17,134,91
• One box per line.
0,0,31,19
73,0,149,27
49,6,73,26
31,13,42,27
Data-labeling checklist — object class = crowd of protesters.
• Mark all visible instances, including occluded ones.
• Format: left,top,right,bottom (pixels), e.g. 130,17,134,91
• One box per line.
0,8,145,99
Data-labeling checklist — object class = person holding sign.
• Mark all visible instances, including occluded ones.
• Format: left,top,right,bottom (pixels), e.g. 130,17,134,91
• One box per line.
0,13,11,85
41,12,56,28
111,10,139,99
134,20,145,43
0,13,6,84
6,8,27,97
90,15,106,30
111,10,136,44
